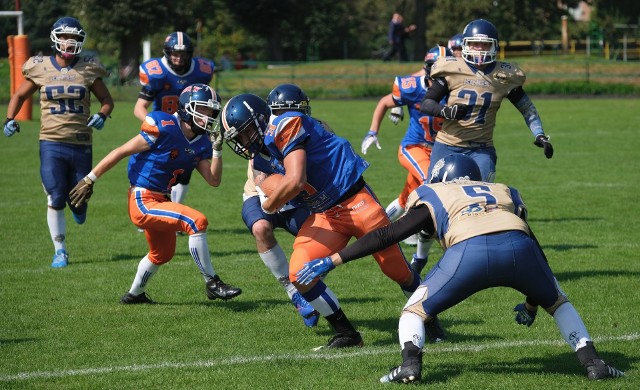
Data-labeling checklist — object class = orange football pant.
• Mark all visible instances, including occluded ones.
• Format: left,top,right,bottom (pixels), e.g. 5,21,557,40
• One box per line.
128,187,208,265
289,185,413,286
397,144,432,209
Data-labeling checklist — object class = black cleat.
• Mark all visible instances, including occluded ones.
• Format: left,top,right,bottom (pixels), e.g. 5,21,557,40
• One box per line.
425,316,446,343
206,275,242,300
585,359,625,380
324,332,364,349
380,358,422,384
120,292,155,304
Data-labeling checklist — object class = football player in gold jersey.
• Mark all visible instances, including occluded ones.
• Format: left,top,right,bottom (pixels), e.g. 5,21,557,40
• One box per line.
297,154,624,384
4,17,114,268
420,19,553,183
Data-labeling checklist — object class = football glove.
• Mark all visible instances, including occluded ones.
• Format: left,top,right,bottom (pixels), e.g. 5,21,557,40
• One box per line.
296,256,335,285
534,134,554,159
440,103,470,120
361,130,381,155
210,129,224,152
3,118,20,137
388,106,404,125
87,113,107,130
513,303,537,327
69,176,95,207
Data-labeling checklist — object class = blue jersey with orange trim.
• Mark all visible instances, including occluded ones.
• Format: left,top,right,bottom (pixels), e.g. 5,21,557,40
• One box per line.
127,111,213,193
264,112,369,212
392,75,444,147
138,56,215,115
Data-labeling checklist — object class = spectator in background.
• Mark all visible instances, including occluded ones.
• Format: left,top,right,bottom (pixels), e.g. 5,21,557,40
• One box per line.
383,13,416,62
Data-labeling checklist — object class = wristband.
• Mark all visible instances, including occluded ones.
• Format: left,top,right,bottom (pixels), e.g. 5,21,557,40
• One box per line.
211,150,222,159
86,171,98,182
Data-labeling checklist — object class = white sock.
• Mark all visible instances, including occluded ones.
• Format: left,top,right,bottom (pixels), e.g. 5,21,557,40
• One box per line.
189,232,216,281
398,312,426,350
553,302,592,351
171,184,189,204
47,208,66,252
416,237,434,259
385,197,404,221
129,255,159,295
307,284,341,317
259,244,296,298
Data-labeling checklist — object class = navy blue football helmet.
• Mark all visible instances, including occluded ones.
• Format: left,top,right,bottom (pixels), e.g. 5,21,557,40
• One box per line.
177,84,221,136
50,17,86,58
163,31,194,73
266,84,311,115
221,94,271,160
447,33,463,53
461,19,499,65
423,45,452,76
429,154,482,183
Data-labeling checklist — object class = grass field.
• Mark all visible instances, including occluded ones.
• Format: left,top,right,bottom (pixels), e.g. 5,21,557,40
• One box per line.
0,98,639,389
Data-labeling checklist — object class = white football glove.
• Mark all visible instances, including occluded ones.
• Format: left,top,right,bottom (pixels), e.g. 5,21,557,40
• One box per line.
388,106,404,125
361,130,381,155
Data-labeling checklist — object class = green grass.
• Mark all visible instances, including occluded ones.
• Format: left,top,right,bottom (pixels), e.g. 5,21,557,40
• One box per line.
0,98,639,389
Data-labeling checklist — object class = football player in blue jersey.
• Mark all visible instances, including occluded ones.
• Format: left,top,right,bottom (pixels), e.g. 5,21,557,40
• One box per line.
70,84,241,304
134,31,216,207
420,19,553,183
297,154,624,384
239,84,318,327
222,89,421,349
4,16,114,268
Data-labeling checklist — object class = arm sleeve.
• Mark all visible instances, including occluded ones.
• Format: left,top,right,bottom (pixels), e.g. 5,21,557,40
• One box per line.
338,204,434,263
138,86,156,101
419,77,449,117
508,87,544,137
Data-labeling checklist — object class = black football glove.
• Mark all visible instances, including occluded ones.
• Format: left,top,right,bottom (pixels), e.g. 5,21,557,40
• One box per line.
440,103,470,120
513,303,537,327
534,134,553,159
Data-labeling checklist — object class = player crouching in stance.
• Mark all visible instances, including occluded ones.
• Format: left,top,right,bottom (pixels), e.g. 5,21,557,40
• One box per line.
297,154,624,383
70,84,241,304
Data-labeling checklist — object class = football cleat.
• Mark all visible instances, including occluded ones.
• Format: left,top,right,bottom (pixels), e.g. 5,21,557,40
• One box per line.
51,249,69,268
380,358,422,384
120,292,155,304
206,275,242,300
291,292,320,327
409,254,427,275
585,359,625,380
324,332,364,349
72,211,86,224
424,316,446,343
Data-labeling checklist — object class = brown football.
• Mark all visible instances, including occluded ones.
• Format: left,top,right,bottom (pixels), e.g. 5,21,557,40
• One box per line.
257,173,284,197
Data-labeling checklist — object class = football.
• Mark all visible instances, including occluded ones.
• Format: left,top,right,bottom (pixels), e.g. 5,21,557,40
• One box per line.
257,173,284,197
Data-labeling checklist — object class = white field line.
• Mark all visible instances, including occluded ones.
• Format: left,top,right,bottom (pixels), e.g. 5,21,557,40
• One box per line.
1,333,637,382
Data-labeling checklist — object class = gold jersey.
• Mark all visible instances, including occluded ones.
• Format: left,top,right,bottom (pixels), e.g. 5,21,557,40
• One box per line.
406,180,530,249
22,55,109,145
430,57,526,147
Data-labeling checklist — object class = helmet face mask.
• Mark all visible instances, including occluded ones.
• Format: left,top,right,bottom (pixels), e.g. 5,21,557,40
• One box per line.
429,154,482,183
50,17,86,59
221,94,271,160
163,32,194,73
267,84,311,115
461,19,499,65
177,84,221,136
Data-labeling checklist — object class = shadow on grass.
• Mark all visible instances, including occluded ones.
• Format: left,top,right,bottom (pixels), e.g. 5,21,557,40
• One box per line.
422,350,632,384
